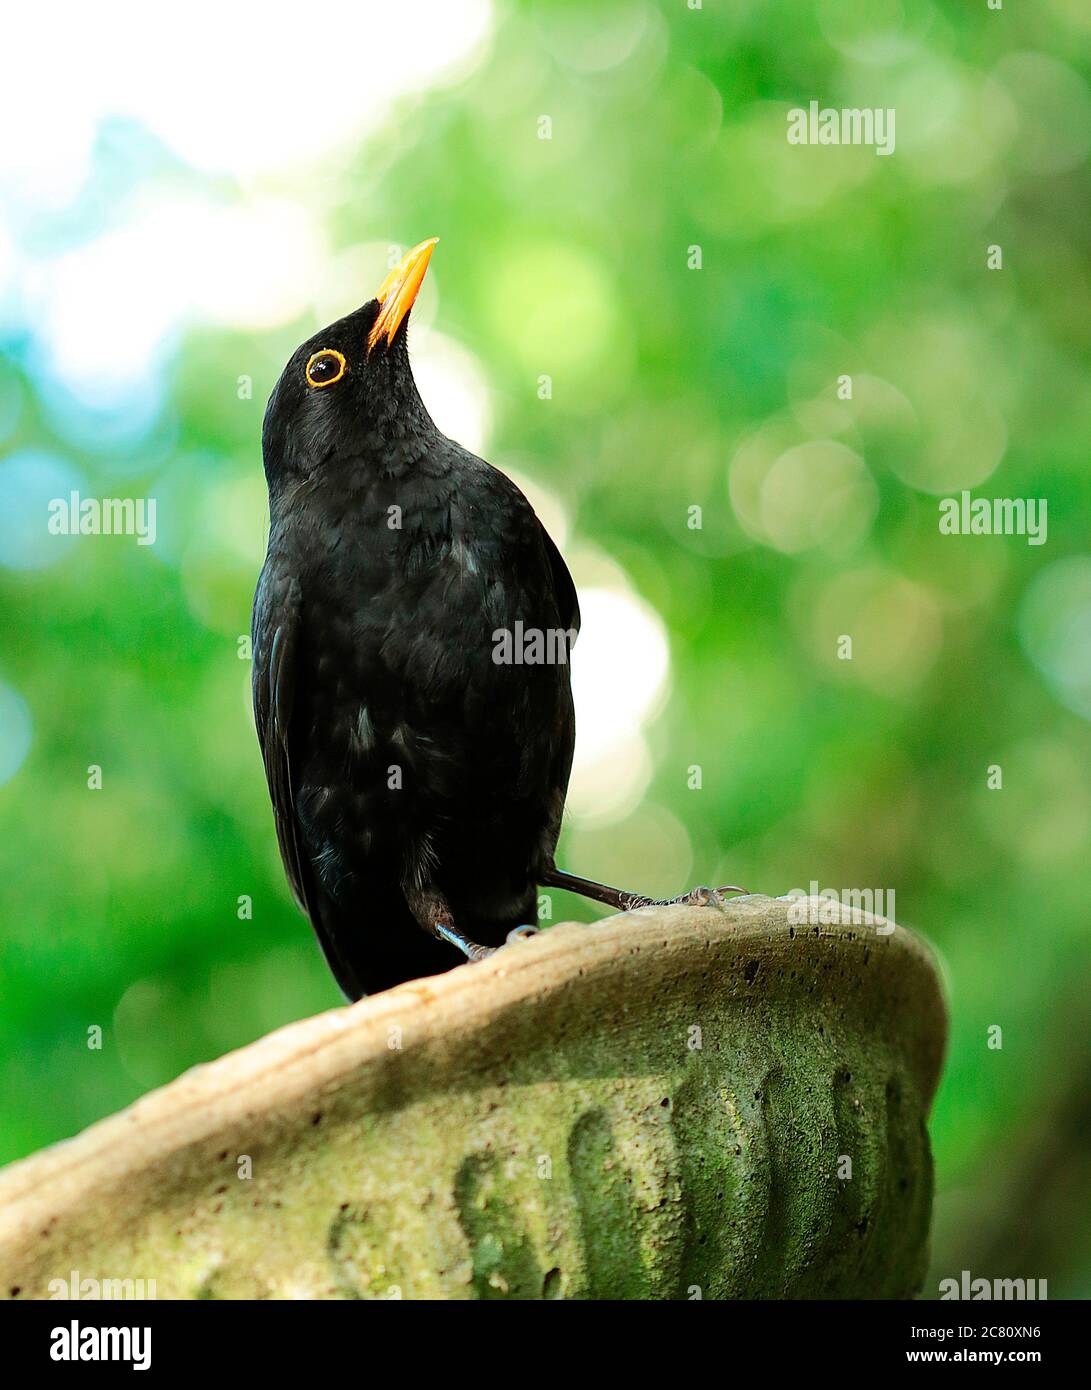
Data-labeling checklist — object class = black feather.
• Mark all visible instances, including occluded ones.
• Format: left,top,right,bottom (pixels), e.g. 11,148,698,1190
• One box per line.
253,296,577,998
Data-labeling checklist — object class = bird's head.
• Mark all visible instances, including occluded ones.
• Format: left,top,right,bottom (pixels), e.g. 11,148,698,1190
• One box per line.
262,237,439,492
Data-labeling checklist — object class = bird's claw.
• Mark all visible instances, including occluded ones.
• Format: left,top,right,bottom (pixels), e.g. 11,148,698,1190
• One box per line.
686,884,750,909
464,926,539,963
708,884,749,907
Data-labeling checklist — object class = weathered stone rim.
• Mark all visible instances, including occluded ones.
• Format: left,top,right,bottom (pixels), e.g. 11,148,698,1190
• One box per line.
0,894,947,1274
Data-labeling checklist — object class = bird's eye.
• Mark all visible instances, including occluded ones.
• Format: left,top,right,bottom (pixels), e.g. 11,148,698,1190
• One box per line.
305,349,347,389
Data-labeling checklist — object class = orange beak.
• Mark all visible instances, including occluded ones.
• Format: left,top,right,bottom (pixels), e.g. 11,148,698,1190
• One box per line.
367,237,439,352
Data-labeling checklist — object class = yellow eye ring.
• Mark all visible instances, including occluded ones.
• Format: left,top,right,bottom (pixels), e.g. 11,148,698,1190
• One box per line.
305,349,347,389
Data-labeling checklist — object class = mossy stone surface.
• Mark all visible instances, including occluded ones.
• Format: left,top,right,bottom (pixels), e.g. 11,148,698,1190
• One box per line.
0,896,946,1299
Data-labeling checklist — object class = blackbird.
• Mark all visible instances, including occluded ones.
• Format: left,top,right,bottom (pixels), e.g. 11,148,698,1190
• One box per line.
253,239,742,999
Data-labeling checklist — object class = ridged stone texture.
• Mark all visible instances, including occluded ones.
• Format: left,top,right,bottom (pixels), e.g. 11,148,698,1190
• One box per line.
0,895,946,1299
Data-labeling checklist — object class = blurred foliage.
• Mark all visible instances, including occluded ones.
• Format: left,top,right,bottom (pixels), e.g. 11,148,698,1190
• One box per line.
1,0,1090,1296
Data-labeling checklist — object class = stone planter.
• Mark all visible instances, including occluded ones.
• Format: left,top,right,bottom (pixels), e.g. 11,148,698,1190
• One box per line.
0,895,946,1300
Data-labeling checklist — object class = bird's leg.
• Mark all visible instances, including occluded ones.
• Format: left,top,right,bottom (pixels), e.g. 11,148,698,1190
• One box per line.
406,886,495,963
541,867,747,913
435,920,495,962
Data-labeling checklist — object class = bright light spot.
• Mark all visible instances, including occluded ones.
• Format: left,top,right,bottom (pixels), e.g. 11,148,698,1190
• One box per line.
747,439,877,554
200,474,269,567
488,242,620,377
35,374,168,460
567,571,670,823
864,314,1008,494
0,57,96,208
0,1,494,187
501,468,570,551
0,682,33,786
816,0,918,65
26,198,328,393
565,803,694,902
691,103,873,238
1018,557,1091,721
26,216,180,392
0,449,84,570
729,427,878,554
893,61,1014,186
0,220,15,299
181,473,269,635
986,51,1091,176
566,733,654,826
977,736,1091,869
191,200,328,331
114,976,186,1090
313,242,404,330
4,4,494,393
797,566,943,697
411,327,492,457
535,0,652,74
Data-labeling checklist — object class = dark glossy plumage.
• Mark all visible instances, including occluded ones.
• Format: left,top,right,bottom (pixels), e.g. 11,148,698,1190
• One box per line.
253,296,578,998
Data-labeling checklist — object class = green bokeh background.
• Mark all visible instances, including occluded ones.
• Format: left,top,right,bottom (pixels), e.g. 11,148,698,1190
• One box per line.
2,1,1089,1296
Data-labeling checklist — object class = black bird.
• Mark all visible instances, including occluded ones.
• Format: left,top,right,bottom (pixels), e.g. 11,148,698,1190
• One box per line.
253,239,741,999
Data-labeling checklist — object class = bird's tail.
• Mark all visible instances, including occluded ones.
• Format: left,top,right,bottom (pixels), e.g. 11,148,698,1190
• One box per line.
308,885,465,1001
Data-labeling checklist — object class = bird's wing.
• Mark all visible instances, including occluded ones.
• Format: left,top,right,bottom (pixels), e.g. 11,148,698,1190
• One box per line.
540,522,581,638
251,561,314,919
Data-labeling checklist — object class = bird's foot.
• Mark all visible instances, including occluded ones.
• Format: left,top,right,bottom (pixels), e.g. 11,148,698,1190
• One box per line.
434,920,495,964
620,884,748,911
452,928,543,963
463,941,496,962
461,926,540,964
